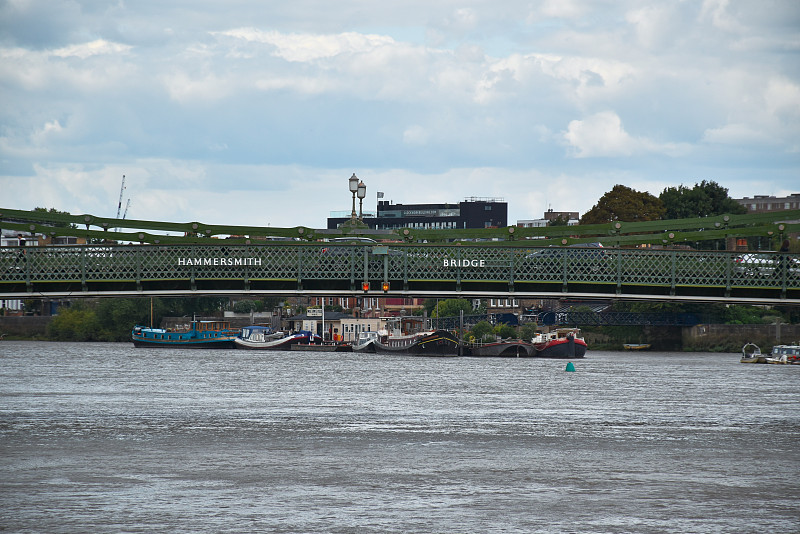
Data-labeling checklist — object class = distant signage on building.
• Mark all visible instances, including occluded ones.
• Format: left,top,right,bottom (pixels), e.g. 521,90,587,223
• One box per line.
307,308,323,317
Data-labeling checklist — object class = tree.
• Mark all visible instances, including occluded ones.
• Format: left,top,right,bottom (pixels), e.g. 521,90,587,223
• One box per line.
580,185,665,224
431,298,473,318
660,180,746,219
47,303,102,341
470,320,495,342
548,214,570,226
32,207,77,229
495,323,517,339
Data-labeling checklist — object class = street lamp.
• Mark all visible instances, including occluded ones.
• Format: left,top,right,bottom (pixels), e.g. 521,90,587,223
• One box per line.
349,173,359,220
357,180,366,220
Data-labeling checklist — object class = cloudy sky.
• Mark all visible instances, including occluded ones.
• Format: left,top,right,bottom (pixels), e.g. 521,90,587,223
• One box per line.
1,0,798,229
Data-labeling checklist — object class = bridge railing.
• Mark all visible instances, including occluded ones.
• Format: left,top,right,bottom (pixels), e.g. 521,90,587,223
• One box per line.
1,243,797,302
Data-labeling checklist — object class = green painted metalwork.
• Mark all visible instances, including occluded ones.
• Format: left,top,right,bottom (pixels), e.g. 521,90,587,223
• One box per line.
2,207,798,246
1,243,798,304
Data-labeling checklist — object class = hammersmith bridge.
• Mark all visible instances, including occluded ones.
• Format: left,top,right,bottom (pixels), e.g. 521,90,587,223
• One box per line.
1,207,798,305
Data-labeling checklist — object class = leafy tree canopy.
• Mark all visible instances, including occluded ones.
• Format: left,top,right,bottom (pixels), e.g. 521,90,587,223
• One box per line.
580,185,665,224
32,207,76,228
431,298,473,318
548,215,570,226
470,320,495,342
659,180,746,219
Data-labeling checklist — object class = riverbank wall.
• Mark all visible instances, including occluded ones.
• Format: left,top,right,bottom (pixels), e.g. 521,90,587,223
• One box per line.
0,316,53,338
682,323,800,352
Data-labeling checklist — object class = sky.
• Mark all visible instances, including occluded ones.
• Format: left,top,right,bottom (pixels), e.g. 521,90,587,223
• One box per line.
1,0,799,229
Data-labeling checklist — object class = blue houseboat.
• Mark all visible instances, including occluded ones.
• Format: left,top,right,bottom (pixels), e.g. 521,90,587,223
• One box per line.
132,320,238,348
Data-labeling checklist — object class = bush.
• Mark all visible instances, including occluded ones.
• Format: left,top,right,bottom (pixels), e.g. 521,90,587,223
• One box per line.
470,321,495,342
47,307,102,341
495,324,517,339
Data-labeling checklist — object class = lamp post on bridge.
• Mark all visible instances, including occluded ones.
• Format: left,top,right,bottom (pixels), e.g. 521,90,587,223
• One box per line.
349,173,359,221
357,179,366,220
345,173,368,228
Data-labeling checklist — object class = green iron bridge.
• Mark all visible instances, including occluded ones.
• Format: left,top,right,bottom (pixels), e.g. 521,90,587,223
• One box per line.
1,208,798,304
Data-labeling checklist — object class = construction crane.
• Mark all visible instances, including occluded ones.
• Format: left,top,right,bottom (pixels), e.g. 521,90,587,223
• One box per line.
116,175,126,219
122,198,131,220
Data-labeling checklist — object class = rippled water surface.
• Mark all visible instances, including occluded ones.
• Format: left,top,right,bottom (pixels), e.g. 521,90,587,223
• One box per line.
1,341,798,533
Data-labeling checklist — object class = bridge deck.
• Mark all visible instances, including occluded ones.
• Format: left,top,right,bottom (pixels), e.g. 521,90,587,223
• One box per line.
1,244,798,304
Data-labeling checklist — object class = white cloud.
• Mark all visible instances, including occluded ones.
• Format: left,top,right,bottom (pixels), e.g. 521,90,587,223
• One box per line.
402,125,429,145
563,111,636,157
626,5,680,49
702,123,774,145
164,71,232,103
52,39,132,59
765,77,800,119
700,0,745,34
216,28,396,62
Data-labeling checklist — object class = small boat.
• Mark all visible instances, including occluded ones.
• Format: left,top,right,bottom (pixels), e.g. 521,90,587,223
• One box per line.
352,331,379,353
765,343,800,364
532,328,587,358
372,329,461,356
623,343,651,351
468,339,534,357
132,320,238,348
234,326,318,350
740,343,766,363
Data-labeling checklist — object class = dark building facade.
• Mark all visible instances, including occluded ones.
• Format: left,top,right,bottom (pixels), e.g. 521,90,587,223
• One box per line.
327,197,507,230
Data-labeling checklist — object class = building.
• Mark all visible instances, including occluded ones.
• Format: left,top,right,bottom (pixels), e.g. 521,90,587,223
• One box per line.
734,194,800,213
327,197,507,230
339,317,382,343
517,209,580,228
307,296,426,318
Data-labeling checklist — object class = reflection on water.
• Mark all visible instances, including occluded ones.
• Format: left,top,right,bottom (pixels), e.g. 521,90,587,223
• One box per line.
1,341,798,533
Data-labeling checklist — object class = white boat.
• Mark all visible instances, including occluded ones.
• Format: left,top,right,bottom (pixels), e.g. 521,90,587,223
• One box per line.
740,343,765,363
765,343,800,364
352,331,379,353
234,326,318,350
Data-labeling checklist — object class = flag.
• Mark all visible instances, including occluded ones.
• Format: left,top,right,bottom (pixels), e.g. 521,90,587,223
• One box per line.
377,191,384,198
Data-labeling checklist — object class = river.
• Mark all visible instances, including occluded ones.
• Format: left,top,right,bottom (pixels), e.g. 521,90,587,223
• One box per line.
1,341,798,533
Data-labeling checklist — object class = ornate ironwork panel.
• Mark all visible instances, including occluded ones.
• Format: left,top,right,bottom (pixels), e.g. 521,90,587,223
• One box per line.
0,244,797,301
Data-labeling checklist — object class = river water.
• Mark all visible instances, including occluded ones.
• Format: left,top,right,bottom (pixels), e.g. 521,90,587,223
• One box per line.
1,341,798,533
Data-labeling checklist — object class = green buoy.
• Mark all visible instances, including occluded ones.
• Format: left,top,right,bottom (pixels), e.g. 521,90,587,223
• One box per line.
565,362,575,372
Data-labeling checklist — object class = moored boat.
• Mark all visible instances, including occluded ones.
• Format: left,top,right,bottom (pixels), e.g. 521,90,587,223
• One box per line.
372,329,461,356
132,319,238,348
351,331,379,353
623,343,651,351
740,343,766,363
765,343,800,364
740,342,799,364
532,328,587,358
234,326,319,350
468,339,534,357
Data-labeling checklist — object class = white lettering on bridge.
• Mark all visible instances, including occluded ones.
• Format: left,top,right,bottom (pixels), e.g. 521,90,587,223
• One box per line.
178,258,262,266
444,259,485,268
